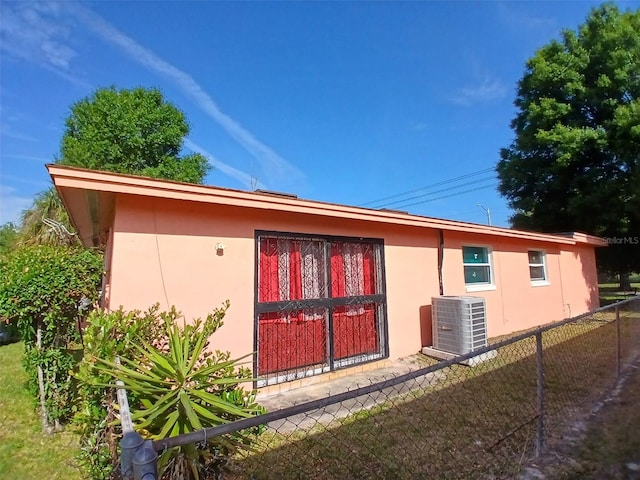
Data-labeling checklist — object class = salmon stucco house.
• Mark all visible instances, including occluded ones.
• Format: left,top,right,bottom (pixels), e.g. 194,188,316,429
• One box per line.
49,165,605,390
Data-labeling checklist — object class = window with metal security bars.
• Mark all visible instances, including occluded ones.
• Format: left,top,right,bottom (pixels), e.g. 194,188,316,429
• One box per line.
528,250,548,284
255,232,388,386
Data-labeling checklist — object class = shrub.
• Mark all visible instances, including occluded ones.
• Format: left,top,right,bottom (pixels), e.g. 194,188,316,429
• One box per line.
77,302,264,480
0,245,102,430
74,305,165,480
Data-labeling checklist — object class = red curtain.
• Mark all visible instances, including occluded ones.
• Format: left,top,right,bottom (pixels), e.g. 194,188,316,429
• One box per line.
259,238,303,304
330,242,376,296
258,311,326,374
258,238,380,376
259,238,279,302
258,238,325,374
333,306,378,359
331,242,378,359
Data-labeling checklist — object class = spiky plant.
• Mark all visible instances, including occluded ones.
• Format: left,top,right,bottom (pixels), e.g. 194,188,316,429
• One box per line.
95,303,264,480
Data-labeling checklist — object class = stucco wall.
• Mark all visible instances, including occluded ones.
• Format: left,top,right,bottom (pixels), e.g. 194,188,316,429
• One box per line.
558,245,600,318
442,233,567,338
106,194,600,368
107,195,442,362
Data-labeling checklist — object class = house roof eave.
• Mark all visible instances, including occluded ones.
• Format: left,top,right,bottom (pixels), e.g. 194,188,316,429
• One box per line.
47,164,603,248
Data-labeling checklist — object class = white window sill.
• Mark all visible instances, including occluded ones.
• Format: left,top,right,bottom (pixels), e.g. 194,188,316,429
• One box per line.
531,280,550,287
465,284,497,293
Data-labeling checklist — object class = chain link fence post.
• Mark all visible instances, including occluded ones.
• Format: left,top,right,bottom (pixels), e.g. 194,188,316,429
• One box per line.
132,440,158,480
121,431,144,480
615,305,621,379
535,330,545,457
117,356,158,480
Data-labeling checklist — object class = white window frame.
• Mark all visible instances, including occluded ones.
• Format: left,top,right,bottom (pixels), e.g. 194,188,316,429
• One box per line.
528,249,549,286
462,245,496,292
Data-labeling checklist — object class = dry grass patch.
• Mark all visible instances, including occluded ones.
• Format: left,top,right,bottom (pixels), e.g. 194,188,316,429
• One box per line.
223,310,640,479
549,361,640,479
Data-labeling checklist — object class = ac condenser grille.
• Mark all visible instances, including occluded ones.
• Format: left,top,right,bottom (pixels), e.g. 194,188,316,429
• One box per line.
432,296,487,355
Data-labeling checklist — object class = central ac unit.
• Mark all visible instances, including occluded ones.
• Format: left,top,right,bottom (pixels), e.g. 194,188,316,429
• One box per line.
431,296,487,355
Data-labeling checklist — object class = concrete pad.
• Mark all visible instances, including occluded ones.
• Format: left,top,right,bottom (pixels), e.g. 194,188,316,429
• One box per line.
257,355,440,433
421,346,497,366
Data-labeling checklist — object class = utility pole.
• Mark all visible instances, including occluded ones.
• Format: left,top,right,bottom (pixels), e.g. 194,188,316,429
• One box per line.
476,204,492,226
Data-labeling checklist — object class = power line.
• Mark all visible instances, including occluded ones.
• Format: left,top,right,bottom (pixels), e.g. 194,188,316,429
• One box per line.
376,175,497,209
360,167,495,207
393,183,497,210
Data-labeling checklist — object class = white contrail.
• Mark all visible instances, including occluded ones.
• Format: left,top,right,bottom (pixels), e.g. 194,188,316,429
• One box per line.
0,2,92,89
184,139,265,190
69,3,306,190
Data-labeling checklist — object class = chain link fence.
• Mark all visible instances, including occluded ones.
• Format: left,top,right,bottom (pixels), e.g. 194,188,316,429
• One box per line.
149,297,640,480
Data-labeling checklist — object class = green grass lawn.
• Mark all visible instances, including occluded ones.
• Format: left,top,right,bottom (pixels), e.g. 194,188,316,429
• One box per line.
599,282,640,306
0,342,82,480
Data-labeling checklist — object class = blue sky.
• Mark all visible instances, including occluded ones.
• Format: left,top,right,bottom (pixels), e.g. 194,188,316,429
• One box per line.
2,1,638,227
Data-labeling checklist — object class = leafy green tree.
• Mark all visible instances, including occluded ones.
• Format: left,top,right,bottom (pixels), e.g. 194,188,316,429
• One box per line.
18,87,208,248
57,86,210,184
497,3,640,289
0,222,18,257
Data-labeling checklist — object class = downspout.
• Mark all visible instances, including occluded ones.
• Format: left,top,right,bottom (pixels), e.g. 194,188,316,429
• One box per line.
100,226,114,310
438,229,445,296
557,254,569,318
